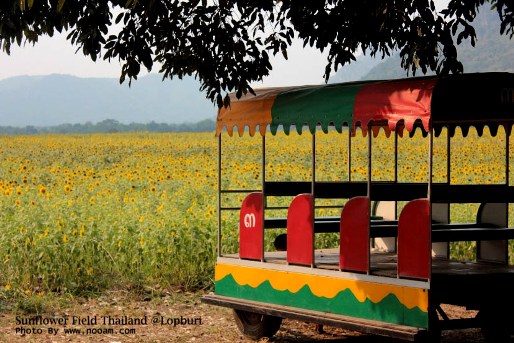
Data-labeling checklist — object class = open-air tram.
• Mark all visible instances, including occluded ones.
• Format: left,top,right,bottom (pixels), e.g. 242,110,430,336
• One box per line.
201,72,514,342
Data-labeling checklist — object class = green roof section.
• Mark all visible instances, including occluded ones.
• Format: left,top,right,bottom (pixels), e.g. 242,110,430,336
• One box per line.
270,83,362,135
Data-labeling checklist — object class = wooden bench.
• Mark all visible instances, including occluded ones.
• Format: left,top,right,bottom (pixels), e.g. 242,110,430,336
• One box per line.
264,181,366,198
264,216,391,232
264,212,514,243
431,224,514,242
264,181,514,202
368,223,514,242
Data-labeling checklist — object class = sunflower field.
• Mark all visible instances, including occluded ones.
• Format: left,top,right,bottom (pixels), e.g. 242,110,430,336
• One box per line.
0,129,513,299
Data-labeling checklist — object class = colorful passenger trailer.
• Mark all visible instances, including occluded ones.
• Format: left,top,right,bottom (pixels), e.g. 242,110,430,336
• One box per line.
202,73,514,342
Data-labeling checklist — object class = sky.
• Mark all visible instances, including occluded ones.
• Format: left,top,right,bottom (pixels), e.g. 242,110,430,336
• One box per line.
0,1,449,88
0,35,329,88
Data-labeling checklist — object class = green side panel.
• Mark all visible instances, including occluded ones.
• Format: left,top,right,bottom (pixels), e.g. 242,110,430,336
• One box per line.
270,83,362,135
216,273,428,328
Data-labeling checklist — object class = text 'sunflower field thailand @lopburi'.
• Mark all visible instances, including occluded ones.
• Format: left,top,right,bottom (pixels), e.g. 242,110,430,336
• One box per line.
0,130,513,298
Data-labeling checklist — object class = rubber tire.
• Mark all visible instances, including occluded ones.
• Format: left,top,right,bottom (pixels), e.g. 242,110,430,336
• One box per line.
233,309,282,340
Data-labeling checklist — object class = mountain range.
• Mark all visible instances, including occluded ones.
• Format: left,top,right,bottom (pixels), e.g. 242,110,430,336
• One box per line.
0,74,216,127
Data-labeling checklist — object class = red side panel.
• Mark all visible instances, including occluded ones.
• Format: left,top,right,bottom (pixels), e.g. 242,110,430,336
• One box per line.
398,199,431,279
340,196,370,273
287,194,314,266
239,192,263,260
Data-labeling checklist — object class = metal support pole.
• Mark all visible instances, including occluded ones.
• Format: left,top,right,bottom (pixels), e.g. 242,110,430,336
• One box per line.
506,129,510,262
447,128,451,225
312,133,316,195
367,127,372,275
367,128,372,198
447,128,451,185
428,128,434,278
311,133,316,268
394,130,398,183
217,135,222,257
394,130,398,219
506,130,510,187
428,129,434,200
348,128,352,182
262,135,266,262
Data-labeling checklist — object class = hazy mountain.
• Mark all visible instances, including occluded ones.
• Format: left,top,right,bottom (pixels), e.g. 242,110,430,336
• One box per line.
331,6,514,82
328,55,383,83
0,73,217,127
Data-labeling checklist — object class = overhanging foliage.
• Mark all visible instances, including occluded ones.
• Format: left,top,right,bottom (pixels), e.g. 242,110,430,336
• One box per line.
1,0,513,108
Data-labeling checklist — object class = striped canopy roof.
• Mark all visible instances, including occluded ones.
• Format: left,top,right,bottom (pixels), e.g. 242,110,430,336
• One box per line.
216,72,514,137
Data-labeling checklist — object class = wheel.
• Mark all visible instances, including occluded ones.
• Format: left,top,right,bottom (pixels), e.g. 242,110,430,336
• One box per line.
233,309,282,339
477,307,511,343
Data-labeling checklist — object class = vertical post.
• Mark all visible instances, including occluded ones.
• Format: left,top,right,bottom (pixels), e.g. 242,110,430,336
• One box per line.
428,129,433,201
348,127,352,182
367,126,372,275
217,135,222,257
312,133,316,195
367,127,372,199
428,127,433,278
262,135,266,262
394,130,398,183
311,133,316,268
506,129,510,188
394,130,398,219
447,128,451,185
444,127,452,236
506,129,510,260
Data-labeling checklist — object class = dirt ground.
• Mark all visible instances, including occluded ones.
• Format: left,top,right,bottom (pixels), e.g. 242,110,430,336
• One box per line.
0,290,509,343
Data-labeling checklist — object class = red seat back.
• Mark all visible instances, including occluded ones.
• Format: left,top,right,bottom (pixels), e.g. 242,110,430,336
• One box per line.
340,196,370,273
398,199,431,279
287,194,314,266
239,192,263,260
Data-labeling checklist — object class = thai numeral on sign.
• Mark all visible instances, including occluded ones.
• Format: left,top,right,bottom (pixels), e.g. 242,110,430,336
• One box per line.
243,213,256,228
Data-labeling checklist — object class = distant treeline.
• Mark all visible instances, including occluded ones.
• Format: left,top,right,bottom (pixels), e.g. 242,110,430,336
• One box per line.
0,118,216,135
